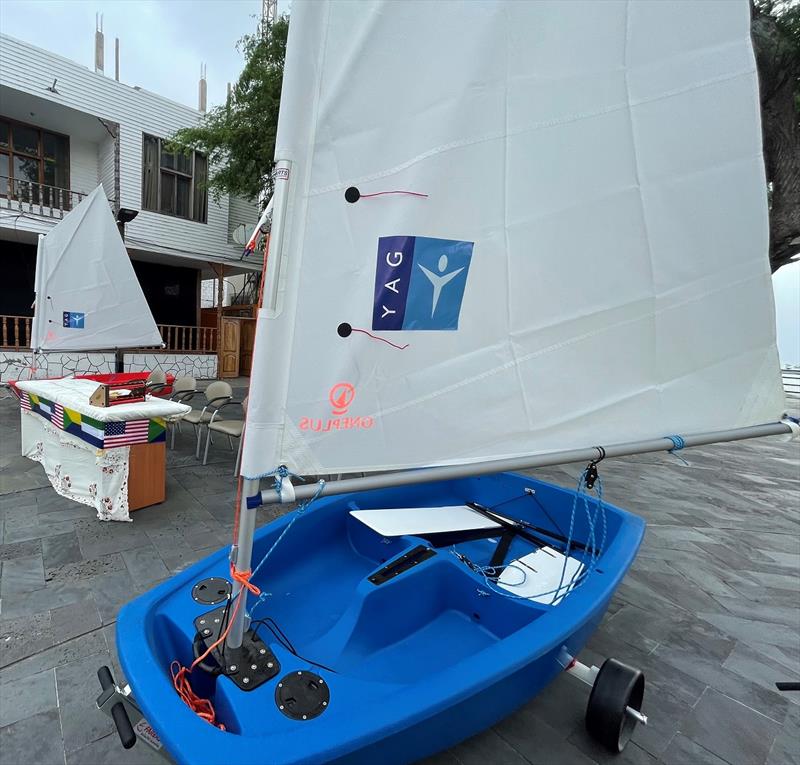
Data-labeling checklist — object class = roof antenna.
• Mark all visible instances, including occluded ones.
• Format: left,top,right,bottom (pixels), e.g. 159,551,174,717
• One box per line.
95,12,105,74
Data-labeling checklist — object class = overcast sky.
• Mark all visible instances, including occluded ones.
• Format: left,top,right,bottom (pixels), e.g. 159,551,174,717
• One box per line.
2,0,797,363
1,0,270,109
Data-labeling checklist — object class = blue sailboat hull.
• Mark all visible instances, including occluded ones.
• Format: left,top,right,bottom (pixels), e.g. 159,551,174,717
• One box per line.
116,472,645,764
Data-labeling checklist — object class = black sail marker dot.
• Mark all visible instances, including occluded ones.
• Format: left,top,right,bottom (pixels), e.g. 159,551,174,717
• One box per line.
344,187,360,203
337,323,352,338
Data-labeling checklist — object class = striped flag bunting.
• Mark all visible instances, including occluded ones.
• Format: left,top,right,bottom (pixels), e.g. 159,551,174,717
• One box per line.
52,403,64,430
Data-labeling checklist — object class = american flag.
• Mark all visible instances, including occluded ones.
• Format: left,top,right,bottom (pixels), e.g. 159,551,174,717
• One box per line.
104,419,150,447
52,404,64,430
19,392,32,411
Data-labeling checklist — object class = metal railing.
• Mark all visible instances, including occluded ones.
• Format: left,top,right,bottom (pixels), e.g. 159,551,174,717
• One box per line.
782,368,800,398
0,177,87,219
0,316,217,354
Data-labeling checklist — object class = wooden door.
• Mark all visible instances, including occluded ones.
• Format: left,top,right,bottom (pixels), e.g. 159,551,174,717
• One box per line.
220,318,241,378
239,319,256,376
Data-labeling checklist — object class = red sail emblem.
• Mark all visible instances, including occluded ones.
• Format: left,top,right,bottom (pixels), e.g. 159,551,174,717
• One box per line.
329,383,356,415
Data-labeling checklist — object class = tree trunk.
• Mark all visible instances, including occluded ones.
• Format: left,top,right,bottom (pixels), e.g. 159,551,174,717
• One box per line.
752,4,800,273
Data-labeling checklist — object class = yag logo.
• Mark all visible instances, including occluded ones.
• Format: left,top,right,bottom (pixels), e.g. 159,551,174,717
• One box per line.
372,235,473,332
299,382,374,433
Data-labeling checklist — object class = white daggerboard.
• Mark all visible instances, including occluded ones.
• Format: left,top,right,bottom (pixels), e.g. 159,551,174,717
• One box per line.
241,0,784,479
30,185,162,352
350,506,501,537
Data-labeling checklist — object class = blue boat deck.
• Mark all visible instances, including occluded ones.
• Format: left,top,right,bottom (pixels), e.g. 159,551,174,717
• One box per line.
1,386,798,765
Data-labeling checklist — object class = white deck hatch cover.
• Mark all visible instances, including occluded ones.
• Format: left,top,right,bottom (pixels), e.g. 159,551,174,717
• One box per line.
498,547,584,605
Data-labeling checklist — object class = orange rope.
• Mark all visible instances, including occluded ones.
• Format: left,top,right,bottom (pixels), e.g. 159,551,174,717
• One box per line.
170,566,260,727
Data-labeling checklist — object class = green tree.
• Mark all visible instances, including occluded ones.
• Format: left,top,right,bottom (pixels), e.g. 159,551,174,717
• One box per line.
169,16,289,204
752,0,800,272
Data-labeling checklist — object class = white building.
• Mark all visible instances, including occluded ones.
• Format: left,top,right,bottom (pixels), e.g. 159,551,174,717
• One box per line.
0,32,261,380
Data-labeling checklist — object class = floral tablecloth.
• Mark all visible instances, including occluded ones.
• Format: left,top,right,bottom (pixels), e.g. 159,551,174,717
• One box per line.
21,409,132,521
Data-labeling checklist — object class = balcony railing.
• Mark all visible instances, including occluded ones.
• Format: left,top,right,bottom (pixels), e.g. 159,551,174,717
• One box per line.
0,177,87,219
148,324,218,353
0,316,217,354
1,315,32,350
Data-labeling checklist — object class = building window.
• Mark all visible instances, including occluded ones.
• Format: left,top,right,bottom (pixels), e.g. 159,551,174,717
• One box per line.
142,134,207,223
0,117,70,208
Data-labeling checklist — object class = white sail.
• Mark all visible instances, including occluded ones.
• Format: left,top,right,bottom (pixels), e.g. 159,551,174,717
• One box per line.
242,0,784,478
31,185,162,352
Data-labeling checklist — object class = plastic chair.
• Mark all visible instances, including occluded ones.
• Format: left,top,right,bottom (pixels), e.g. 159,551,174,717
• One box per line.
168,377,198,449
145,370,167,395
203,396,249,475
179,381,233,458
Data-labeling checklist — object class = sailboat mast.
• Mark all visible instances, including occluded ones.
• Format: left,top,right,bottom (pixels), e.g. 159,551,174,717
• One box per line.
256,420,795,507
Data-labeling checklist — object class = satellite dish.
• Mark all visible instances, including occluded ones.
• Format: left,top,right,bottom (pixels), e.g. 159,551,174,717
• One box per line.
232,224,248,246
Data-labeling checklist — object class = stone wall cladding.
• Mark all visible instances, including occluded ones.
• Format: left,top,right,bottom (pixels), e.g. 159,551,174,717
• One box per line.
0,351,116,382
124,353,218,380
1,351,217,383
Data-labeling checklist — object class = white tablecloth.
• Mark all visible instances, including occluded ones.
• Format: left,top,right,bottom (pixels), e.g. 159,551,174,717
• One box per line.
15,378,191,421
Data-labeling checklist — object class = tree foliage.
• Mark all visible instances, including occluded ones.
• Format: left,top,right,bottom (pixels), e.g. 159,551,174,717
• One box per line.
752,0,800,272
169,16,289,204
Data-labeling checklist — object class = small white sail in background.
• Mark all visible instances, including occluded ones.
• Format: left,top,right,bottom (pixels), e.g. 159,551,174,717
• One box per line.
30,185,162,352
242,0,784,478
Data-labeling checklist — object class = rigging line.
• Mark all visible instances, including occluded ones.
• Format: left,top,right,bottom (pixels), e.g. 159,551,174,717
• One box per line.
351,327,409,350
487,491,568,540
251,619,338,674
359,190,429,199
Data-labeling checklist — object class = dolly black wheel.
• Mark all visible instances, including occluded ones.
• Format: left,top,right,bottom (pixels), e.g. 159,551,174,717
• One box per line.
585,658,645,753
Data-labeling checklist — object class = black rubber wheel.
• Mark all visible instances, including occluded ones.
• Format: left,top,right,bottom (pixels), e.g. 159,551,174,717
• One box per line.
585,658,645,752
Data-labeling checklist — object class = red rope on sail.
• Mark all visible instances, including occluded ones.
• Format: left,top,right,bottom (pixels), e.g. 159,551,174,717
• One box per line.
359,190,428,199
351,328,409,350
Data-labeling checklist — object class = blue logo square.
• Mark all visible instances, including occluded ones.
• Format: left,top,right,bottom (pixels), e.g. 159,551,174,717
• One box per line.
372,236,473,332
63,312,85,329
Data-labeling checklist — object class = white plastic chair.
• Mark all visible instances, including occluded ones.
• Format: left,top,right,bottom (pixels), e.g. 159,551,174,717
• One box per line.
168,376,197,449
203,396,249,475
179,381,232,458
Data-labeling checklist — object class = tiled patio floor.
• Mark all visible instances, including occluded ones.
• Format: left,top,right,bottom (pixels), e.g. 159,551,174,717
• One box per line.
1,388,798,765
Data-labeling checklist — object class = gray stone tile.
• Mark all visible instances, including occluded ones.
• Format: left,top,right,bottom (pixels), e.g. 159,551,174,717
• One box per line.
50,595,103,644
3,517,76,545
680,687,782,765
42,531,83,570
0,581,92,621
121,545,170,588
90,569,140,624
0,537,42,563
56,651,115,752
660,733,730,765
723,641,800,702
418,752,462,765
0,553,45,597
45,553,126,586
0,628,107,684
495,703,596,764
66,732,170,765
450,727,531,765
0,708,64,765
0,611,53,669
0,667,57,727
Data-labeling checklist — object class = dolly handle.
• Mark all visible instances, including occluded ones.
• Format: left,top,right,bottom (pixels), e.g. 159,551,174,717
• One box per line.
97,666,136,749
